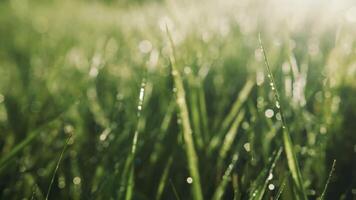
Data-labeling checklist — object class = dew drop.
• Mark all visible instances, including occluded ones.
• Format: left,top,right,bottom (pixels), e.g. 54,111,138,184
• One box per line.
243,143,251,152
268,183,275,190
138,40,152,54
186,177,193,184
73,177,81,185
265,109,274,118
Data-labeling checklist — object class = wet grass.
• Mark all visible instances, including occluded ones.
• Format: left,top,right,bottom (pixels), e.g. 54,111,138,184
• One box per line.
0,0,355,199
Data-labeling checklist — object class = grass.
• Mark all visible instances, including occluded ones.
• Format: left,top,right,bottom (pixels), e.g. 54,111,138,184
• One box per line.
0,0,355,199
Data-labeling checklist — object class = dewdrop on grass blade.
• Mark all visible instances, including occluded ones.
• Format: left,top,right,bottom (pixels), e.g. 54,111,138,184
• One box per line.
259,33,307,200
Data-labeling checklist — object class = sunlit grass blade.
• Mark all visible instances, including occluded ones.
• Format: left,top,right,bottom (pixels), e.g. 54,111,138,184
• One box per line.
217,109,245,168
259,34,307,200
274,175,286,200
318,159,336,200
166,25,204,200
220,79,254,133
118,78,147,200
212,153,239,200
249,147,282,200
45,134,72,200
208,79,254,154
155,156,173,200
149,100,175,165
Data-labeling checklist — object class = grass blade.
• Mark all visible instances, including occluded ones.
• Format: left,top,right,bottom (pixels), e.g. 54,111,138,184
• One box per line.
318,159,336,200
217,109,245,168
212,153,239,200
155,156,173,200
118,78,147,200
166,25,204,200
259,34,307,200
249,147,282,200
208,79,254,154
45,134,72,200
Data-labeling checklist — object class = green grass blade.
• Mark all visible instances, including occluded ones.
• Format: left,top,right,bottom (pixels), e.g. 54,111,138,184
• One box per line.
45,134,72,200
318,159,336,200
119,78,147,200
220,79,254,134
249,148,282,200
212,153,239,200
217,109,245,166
166,25,204,200
259,34,307,200
155,156,173,200
208,80,254,154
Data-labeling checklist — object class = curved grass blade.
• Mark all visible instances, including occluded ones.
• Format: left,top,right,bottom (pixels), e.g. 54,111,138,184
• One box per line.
259,34,307,200
166,25,204,200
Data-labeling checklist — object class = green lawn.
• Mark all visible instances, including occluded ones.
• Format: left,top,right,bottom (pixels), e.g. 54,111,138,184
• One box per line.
0,0,355,199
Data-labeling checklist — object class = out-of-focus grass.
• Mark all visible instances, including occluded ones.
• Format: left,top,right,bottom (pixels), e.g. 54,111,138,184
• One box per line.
0,0,355,199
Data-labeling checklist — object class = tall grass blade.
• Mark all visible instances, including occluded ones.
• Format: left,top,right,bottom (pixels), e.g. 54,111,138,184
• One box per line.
118,78,147,200
169,179,181,200
45,134,72,200
166,24,204,200
212,153,239,200
259,34,307,200
208,79,254,154
217,109,245,167
318,159,336,200
249,147,282,200
155,156,173,200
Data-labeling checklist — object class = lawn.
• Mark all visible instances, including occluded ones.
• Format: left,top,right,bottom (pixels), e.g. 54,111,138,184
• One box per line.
0,0,355,199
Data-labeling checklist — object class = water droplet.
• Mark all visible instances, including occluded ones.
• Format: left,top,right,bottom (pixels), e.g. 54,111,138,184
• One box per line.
172,70,178,76
89,67,99,77
320,126,327,134
243,143,251,152
268,173,273,180
58,176,66,189
265,109,274,118
276,113,282,121
275,101,280,108
268,184,275,190
138,40,152,54
73,177,81,185
186,177,193,184
184,66,192,75
0,94,4,103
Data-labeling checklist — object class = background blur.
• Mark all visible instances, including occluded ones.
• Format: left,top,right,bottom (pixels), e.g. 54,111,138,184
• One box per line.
0,0,355,199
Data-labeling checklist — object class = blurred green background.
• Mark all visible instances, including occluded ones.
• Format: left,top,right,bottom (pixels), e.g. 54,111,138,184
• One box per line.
0,0,355,199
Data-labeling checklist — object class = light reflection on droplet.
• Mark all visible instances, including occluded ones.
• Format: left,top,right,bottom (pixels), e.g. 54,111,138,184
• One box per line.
73,177,81,185
265,109,274,118
186,177,193,184
268,183,275,191
138,40,152,54
243,143,250,152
